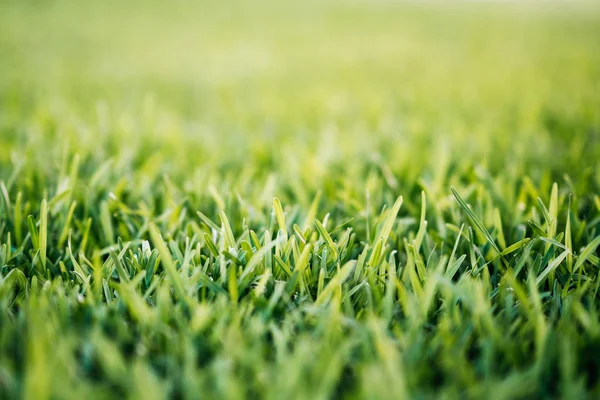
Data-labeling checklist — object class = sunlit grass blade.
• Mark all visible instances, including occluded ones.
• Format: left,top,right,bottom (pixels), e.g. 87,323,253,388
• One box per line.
149,223,190,309
39,199,48,271
314,219,339,261
451,187,505,265
573,235,600,274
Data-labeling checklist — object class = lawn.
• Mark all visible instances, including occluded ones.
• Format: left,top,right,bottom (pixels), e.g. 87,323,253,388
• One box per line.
1,0,600,398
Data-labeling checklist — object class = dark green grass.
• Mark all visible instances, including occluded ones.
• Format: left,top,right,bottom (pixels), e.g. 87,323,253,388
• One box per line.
1,1,600,399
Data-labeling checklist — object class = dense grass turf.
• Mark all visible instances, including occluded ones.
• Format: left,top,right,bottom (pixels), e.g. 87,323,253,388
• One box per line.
1,0,600,398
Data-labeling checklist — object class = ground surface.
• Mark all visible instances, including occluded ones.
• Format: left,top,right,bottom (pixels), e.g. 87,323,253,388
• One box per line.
1,1,600,399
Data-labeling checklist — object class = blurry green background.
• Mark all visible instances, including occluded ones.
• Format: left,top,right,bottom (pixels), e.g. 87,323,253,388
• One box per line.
1,0,599,183
0,0,599,227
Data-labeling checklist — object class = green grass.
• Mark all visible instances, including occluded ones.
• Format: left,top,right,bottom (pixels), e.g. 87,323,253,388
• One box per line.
1,0,600,398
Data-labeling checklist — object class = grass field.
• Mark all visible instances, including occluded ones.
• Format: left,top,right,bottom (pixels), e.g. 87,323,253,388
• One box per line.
1,0,600,398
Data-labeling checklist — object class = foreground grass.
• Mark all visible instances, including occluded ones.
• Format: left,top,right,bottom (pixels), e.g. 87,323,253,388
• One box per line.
1,1,600,398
